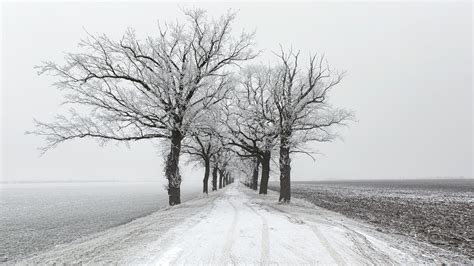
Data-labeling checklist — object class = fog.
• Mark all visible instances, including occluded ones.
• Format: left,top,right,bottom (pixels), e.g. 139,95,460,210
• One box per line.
1,2,472,183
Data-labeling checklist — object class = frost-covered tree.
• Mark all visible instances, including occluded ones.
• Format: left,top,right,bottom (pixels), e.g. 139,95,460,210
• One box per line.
182,101,234,193
209,149,233,191
223,66,278,194
216,149,233,189
28,9,256,205
271,48,353,203
182,120,223,194
234,158,255,187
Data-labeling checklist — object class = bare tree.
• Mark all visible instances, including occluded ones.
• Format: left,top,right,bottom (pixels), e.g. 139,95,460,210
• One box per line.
234,158,255,187
223,66,278,194
28,9,256,205
183,98,235,193
223,102,261,190
271,48,353,202
216,149,233,189
182,121,222,194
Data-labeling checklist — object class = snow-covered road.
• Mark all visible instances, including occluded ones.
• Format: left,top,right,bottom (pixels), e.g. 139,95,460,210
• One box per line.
21,183,468,265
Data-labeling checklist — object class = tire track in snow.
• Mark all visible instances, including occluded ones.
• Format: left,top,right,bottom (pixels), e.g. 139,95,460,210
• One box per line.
155,247,183,265
338,224,393,265
265,204,346,265
308,224,346,266
220,195,239,264
270,204,383,265
244,202,270,265
259,204,317,264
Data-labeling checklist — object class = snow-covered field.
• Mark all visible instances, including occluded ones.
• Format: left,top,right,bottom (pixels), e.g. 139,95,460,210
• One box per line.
0,182,201,262
268,179,474,258
16,183,471,264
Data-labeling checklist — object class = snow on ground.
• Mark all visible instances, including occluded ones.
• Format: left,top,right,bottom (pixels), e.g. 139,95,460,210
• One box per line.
20,183,470,265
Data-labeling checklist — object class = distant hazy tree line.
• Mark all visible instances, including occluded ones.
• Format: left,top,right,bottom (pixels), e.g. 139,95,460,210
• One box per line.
29,8,352,205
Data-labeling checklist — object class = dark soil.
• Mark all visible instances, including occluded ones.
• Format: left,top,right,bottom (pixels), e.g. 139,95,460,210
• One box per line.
269,179,474,259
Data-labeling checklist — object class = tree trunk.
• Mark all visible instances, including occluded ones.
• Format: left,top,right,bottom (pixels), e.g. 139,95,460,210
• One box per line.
218,169,224,189
203,158,210,194
279,135,291,203
166,130,182,205
212,164,218,191
252,158,260,190
259,151,271,195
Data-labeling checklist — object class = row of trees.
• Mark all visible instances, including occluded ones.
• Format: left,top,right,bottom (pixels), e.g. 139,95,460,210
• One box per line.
29,9,352,205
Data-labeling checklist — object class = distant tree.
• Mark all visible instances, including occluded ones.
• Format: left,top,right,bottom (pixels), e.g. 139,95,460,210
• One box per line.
182,119,222,194
28,9,256,205
223,66,278,194
217,149,233,189
235,158,255,187
271,48,353,202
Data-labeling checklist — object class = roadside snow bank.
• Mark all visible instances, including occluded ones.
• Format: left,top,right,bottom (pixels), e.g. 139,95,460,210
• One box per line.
19,191,223,264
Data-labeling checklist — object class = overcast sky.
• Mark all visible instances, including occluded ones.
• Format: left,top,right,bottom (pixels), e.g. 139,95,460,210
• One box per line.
1,2,472,183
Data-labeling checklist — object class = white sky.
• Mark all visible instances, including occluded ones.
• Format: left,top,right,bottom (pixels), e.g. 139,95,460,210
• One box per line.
1,1,472,183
